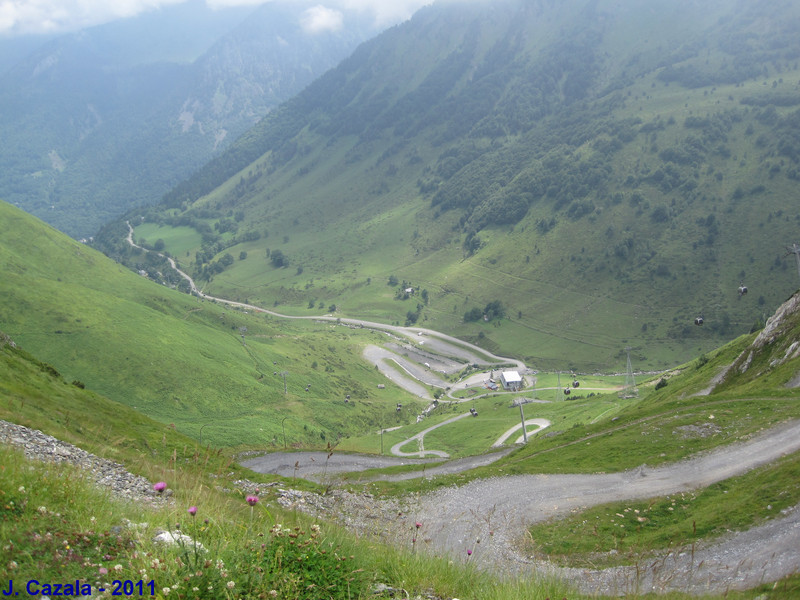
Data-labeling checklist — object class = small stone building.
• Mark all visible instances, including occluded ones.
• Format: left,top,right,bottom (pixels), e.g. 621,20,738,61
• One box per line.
500,370,522,391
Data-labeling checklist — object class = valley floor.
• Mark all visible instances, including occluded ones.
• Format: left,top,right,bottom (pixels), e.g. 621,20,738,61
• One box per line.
124,224,800,594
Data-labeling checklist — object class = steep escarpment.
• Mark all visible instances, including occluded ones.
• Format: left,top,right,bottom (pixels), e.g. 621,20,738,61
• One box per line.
714,291,800,392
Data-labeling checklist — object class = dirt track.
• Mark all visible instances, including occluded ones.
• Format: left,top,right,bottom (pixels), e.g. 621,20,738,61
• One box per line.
131,229,800,594
378,419,800,595
250,420,800,596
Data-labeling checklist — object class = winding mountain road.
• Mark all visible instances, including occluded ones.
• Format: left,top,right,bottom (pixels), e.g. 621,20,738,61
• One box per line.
127,224,800,594
126,222,524,375
327,419,800,596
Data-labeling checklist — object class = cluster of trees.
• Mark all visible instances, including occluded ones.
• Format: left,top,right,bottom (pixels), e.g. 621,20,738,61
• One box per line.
464,300,506,323
268,249,289,268
428,99,627,233
405,303,424,326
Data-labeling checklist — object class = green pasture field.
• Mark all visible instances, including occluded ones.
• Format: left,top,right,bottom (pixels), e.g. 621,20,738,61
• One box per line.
0,204,427,449
338,376,636,459
1,341,575,600
355,330,800,499
525,452,800,569
133,223,203,257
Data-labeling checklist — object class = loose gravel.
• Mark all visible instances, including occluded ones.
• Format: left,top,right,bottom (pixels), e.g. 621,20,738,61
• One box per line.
0,419,170,507
5,416,800,596
257,420,800,596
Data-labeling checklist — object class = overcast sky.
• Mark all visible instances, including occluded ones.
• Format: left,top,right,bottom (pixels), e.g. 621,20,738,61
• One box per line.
0,0,434,36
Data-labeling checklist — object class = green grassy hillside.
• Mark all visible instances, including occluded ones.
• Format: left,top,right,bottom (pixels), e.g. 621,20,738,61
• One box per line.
97,0,800,371
0,330,574,600
0,202,424,447
2,206,800,597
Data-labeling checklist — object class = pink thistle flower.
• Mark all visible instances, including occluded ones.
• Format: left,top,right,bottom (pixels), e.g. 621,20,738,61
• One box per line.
467,549,472,556
415,521,422,529
246,495,259,506
188,506,198,516
98,567,108,575
153,482,167,493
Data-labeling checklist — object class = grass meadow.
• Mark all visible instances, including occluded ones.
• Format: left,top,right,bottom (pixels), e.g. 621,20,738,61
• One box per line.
124,51,800,375
2,337,574,600
5,331,800,599
4,201,800,597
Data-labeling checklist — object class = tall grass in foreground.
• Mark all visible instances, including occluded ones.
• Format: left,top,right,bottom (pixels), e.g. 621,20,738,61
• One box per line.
0,445,568,599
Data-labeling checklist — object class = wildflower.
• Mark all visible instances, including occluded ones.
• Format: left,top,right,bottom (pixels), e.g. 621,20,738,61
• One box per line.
153,482,167,493
38,506,47,514
246,495,259,506
162,587,171,595
8,560,18,570
114,564,123,572
415,521,422,529
467,549,472,556
226,581,235,589
188,506,197,516
17,486,25,493
98,567,108,576
268,591,278,598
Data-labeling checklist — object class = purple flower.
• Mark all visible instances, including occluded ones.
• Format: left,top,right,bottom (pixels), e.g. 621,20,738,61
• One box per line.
153,482,167,493
467,549,472,556
98,567,108,575
188,506,198,516
415,521,422,529
246,495,259,506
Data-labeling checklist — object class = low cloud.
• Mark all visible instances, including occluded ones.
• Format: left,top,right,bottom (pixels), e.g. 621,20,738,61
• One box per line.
300,5,343,33
0,0,185,35
0,0,433,36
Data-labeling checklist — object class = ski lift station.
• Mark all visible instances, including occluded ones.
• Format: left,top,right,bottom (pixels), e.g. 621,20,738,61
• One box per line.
500,370,522,391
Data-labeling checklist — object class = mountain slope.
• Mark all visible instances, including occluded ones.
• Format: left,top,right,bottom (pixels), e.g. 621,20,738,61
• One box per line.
99,0,800,371
0,1,378,237
0,201,422,447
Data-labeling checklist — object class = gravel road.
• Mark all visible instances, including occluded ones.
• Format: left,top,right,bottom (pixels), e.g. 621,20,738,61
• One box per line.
241,451,444,479
251,419,800,596
392,419,800,595
127,230,800,594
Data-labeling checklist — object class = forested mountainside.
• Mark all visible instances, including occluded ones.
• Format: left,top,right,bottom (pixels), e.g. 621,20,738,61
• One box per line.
0,1,378,237
97,0,800,371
